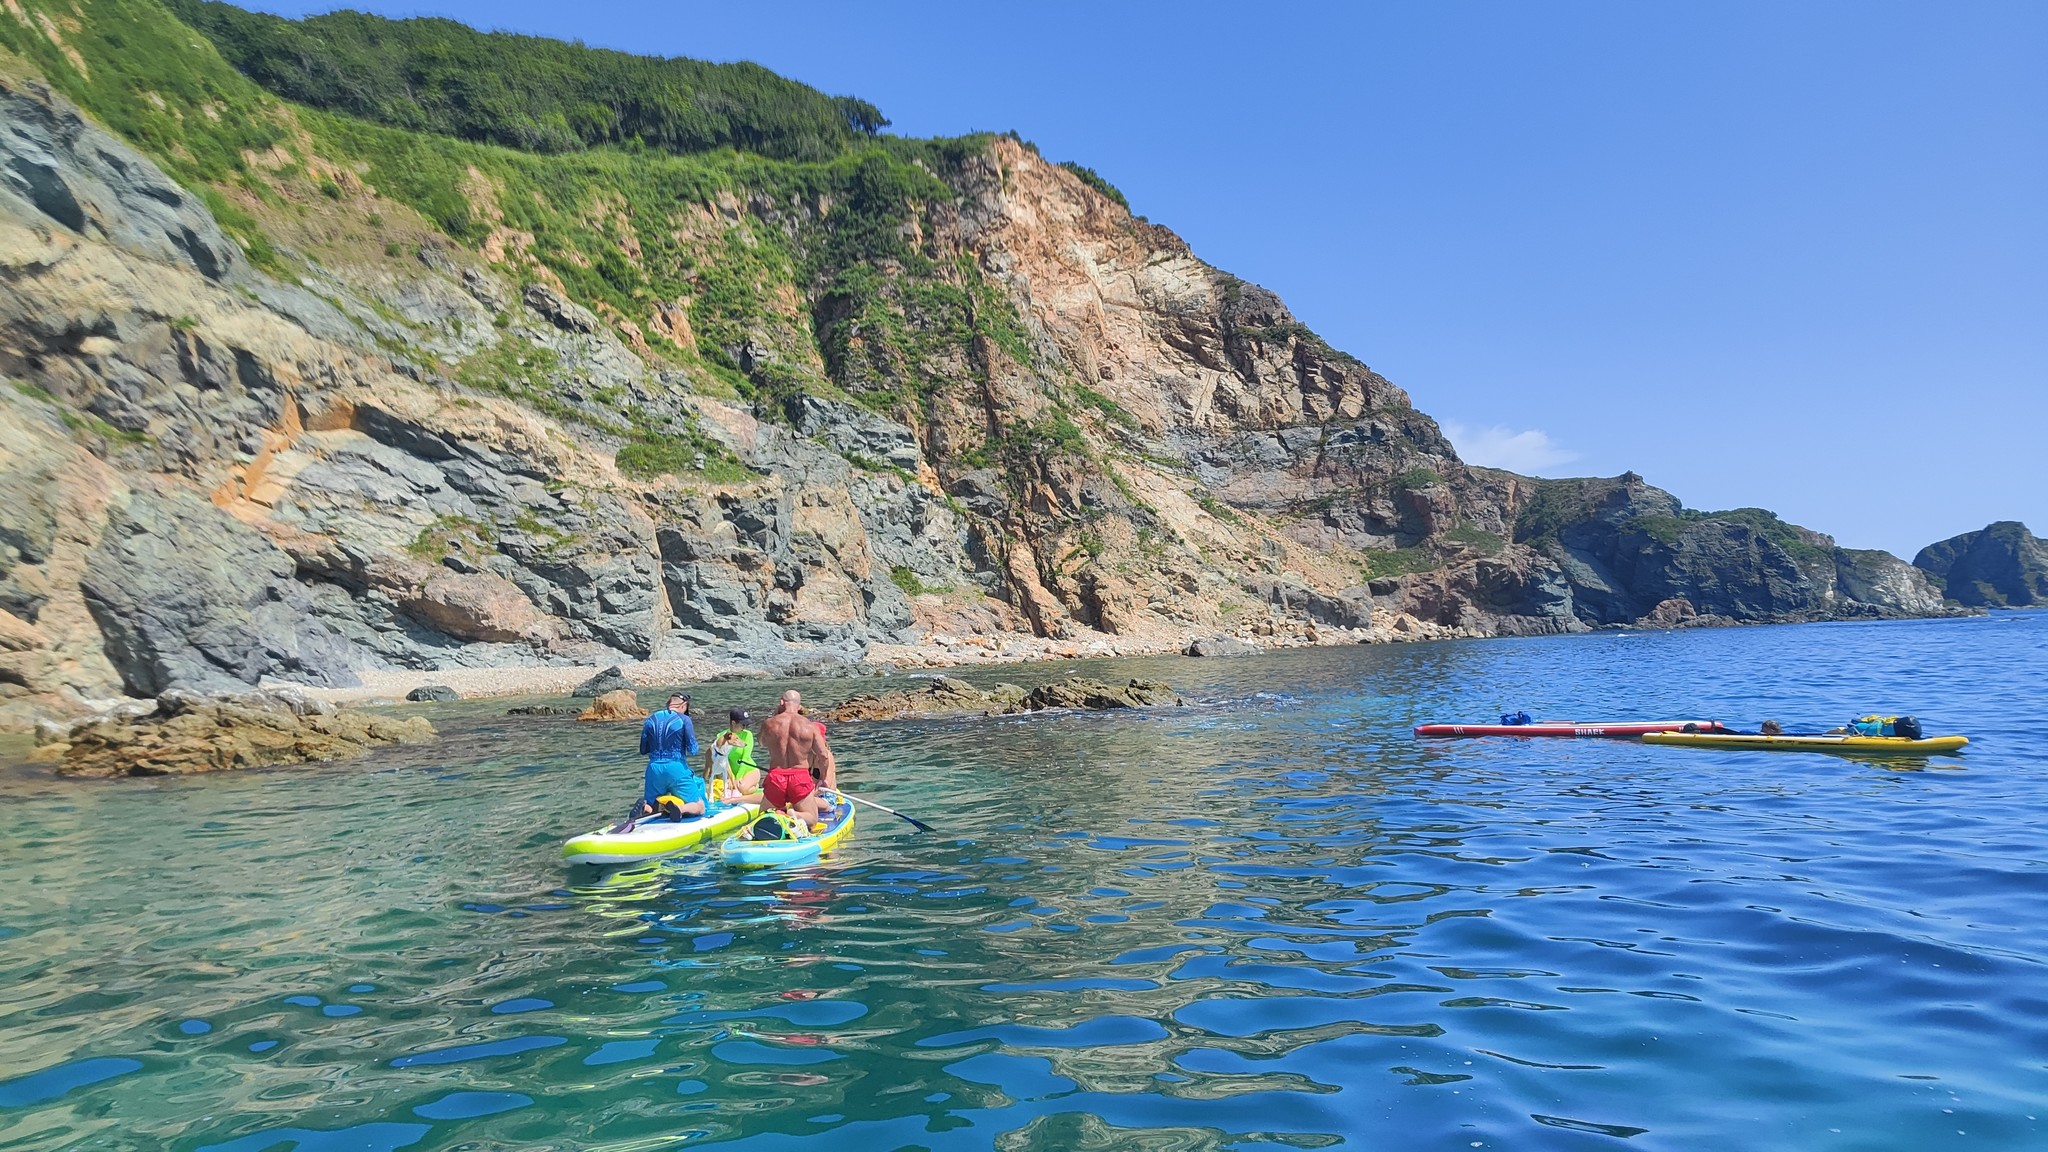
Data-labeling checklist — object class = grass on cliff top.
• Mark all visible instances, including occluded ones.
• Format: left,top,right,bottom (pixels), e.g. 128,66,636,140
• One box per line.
1057,161,1129,211
1514,473,1827,561
164,0,886,161
1693,507,1835,569
1579,500,1834,571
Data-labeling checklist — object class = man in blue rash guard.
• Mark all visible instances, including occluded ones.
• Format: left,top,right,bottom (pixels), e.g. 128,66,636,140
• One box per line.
633,692,702,819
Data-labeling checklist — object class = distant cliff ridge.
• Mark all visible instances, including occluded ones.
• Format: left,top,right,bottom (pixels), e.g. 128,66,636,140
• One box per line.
1914,522,2048,608
0,0,1970,730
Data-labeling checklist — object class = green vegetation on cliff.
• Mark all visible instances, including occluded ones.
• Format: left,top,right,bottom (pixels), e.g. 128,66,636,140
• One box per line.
163,0,884,160
1057,161,1129,211
0,0,1045,452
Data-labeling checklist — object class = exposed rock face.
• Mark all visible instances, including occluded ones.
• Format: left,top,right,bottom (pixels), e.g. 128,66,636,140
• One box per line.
77,484,359,695
522,282,600,335
397,573,545,644
0,38,1962,737
44,688,434,777
1830,549,1947,617
1914,522,2048,607
577,688,647,722
0,81,242,280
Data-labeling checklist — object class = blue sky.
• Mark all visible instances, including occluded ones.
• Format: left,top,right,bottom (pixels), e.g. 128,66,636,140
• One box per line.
241,1,2046,557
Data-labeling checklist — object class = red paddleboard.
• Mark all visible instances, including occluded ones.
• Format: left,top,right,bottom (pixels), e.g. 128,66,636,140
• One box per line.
1413,721,1725,738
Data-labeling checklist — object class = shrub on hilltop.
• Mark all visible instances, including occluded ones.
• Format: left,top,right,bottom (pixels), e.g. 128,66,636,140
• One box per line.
164,0,886,160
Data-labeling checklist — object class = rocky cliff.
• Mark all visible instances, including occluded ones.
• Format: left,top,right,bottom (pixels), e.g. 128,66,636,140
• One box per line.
0,1,1957,730
1914,522,2048,608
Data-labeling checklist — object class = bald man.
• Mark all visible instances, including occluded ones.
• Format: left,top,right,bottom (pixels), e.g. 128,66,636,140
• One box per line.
757,689,834,825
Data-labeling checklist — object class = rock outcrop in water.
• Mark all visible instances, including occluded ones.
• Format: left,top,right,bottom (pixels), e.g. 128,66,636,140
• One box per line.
39,688,434,777
1914,522,2048,608
1011,677,1185,713
576,689,648,722
828,675,1024,722
0,3,1967,735
826,674,1180,721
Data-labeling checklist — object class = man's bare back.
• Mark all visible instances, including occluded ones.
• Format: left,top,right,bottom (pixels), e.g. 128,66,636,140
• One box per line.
761,704,824,773
753,690,835,823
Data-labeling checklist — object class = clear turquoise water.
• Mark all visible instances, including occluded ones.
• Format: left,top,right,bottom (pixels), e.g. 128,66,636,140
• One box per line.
1,615,2044,1150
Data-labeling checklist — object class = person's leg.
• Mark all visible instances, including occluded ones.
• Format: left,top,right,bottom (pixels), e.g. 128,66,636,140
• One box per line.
646,762,688,815
794,789,826,826
635,761,663,819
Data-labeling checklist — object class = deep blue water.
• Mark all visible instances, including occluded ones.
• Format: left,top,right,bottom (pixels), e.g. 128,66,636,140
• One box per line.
1,614,2044,1150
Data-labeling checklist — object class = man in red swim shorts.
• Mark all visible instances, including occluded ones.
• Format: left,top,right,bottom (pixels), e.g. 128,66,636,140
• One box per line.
756,689,833,825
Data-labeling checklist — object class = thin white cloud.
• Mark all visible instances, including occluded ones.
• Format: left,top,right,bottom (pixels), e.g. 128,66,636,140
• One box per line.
1442,422,1579,475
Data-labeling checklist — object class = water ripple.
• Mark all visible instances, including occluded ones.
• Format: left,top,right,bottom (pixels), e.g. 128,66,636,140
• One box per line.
1,616,2045,1148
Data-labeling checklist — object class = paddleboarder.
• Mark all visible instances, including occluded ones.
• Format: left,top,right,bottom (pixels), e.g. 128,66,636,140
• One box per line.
706,706,758,798
632,692,703,820
757,690,833,826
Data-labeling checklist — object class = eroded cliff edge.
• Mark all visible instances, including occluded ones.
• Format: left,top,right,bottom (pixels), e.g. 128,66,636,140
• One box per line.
0,2,1950,729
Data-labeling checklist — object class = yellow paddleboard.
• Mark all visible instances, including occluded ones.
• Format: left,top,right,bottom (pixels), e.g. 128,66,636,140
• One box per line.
1642,732,1968,756
563,802,758,865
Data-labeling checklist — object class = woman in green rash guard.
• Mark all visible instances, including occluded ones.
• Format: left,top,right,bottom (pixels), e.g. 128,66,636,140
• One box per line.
706,707,758,800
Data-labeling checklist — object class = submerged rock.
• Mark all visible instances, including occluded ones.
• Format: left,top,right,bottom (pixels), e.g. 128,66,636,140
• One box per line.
506,705,575,716
827,675,1013,722
46,689,435,778
577,688,647,722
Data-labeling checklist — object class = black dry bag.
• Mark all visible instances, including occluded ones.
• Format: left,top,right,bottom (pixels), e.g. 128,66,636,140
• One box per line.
1892,716,1924,740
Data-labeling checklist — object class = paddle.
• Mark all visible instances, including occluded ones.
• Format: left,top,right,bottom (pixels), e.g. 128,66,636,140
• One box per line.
835,788,933,834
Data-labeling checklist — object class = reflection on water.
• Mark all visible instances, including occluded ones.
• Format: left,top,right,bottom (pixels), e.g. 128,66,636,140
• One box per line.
2,615,2045,1150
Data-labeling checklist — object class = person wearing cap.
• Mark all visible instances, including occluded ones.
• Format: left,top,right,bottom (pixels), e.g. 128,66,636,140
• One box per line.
705,706,758,799
632,691,702,819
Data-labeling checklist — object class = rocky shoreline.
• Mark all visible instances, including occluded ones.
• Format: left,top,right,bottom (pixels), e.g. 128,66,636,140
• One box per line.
29,687,435,778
